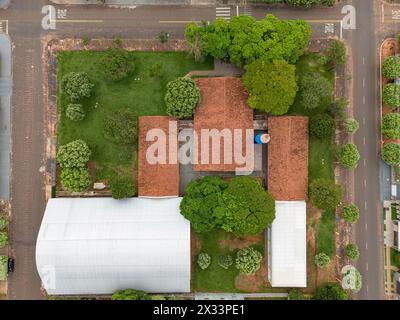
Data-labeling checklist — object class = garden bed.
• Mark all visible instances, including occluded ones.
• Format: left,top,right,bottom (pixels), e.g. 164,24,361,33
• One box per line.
56,51,213,189
191,230,278,293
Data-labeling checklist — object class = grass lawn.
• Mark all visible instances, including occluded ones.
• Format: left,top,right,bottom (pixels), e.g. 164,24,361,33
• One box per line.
57,51,213,182
391,248,400,269
191,229,266,293
289,53,336,257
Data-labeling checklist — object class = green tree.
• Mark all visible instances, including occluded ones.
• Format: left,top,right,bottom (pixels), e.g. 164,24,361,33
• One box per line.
110,177,136,199
180,176,228,233
344,244,360,261
200,19,230,60
314,252,330,268
338,143,360,169
382,142,400,166
66,103,85,121
100,48,135,81
341,203,360,223
309,178,342,210
60,167,91,192
164,77,201,118
342,268,362,293
222,176,275,237
197,252,211,270
218,254,233,269
0,217,8,231
288,289,305,300
0,232,8,248
57,140,91,169
103,110,137,145
184,23,205,63
382,113,400,139
325,40,347,68
60,72,93,101
313,283,348,300
309,114,335,139
112,289,150,300
228,14,311,66
299,72,333,110
383,83,400,108
243,59,298,115
383,55,400,79
342,118,359,134
328,98,348,120
235,247,263,275
0,255,7,280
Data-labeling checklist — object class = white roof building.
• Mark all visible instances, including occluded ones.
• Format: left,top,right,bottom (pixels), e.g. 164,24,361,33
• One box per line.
35,197,191,295
268,201,307,288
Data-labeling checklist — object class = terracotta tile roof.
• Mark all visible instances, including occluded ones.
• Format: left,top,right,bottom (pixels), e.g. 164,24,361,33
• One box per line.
193,77,254,172
267,116,309,201
138,116,180,197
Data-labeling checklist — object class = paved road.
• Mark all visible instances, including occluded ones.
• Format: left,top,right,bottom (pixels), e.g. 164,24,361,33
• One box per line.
350,0,385,300
0,0,387,299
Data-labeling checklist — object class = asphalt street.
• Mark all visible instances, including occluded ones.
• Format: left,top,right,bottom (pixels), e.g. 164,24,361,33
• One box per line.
0,0,388,299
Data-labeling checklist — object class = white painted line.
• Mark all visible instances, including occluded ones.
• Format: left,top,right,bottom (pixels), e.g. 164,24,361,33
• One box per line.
366,242,368,250
365,223,368,231
216,13,231,16
340,20,343,39
364,179,367,188
363,78,366,87
363,56,365,65
236,5,239,16
364,136,366,145
216,7,230,9
365,201,368,210
363,96,366,105
382,4,385,23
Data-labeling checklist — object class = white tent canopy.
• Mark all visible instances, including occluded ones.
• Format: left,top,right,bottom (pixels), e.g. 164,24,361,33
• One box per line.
36,197,191,295
268,201,307,288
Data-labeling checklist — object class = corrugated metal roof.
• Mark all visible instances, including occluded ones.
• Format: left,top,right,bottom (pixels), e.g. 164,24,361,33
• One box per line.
36,197,190,295
269,201,307,288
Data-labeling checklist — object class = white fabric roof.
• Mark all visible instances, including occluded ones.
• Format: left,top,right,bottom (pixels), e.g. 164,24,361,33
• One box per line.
36,197,191,295
269,201,307,288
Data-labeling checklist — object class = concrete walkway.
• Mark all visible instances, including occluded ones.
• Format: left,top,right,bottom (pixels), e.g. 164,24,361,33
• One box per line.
0,34,11,200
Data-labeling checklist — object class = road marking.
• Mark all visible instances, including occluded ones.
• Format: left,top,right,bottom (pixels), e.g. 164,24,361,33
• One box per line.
363,136,366,145
365,201,368,210
236,5,239,16
366,284,369,292
365,223,368,231
50,19,103,23
363,78,366,88
364,159,367,167
366,263,369,271
305,19,341,23
363,117,366,125
382,4,385,23
363,56,365,65
340,20,343,39
216,7,231,21
363,96,366,105
366,242,368,250
364,179,367,188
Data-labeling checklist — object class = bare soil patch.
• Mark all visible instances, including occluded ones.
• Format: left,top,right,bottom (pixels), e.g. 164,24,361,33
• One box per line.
235,258,268,292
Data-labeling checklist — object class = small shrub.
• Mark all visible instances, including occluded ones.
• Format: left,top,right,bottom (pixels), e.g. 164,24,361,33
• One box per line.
100,48,135,81
60,72,93,101
0,217,8,231
309,178,342,210
341,203,360,223
0,255,7,280
382,113,400,139
314,252,330,268
82,36,91,46
326,40,347,67
218,254,233,269
0,232,8,248
197,252,211,270
164,77,201,118
342,118,359,134
57,140,91,168
299,72,332,110
338,143,360,169
110,177,135,199
314,283,348,300
382,142,400,166
288,289,305,300
60,167,91,192
235,247,263,275
103,110,137,145
112,289,149,300
158,31,169,44
66,103,85,121
310,114,335,139
344,244,360,261
114,37,123,48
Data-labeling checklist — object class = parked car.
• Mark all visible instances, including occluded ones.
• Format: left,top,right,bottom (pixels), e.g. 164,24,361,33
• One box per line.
8,258,14,273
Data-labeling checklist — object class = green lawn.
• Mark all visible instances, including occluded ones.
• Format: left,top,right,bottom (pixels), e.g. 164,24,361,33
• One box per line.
289,53,336,257
57,51,213,182
191,230,265,293
391,248,400,269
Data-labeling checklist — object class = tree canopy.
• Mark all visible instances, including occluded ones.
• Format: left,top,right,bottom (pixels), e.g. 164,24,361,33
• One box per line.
382,142,400,166
383,55,400,79
338,143,360,169
164,77,201,118
309,114,335,139
382,113,400,139
313,283,348,300
309,178,342,210
57,140,91,169
243,59,298,115
342,118,359,134
299,72,333,110
383,83,400,108
326,40,347,68
60,72,93,101
341,203,360,223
